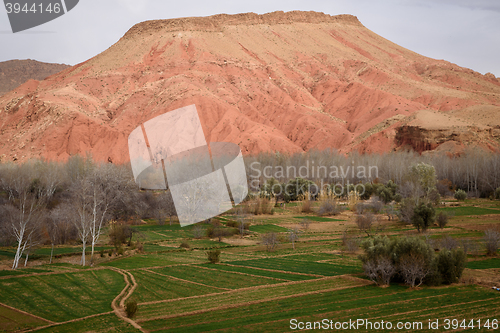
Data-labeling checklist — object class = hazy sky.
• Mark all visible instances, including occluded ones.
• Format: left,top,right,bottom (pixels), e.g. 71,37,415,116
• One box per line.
1,0,499,77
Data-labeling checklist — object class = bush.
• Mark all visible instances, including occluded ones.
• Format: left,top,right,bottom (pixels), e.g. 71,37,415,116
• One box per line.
484,229,500,256
125,300,137,318
355,212,376,236
495,187,500,200
136,242,144,253
100,249,105,258
393,236,435,288
441,235,458,250
398,198,416,224
300,199,313,213
436,212,449,229
179,242,190,249
454,189,467,201
317,199,342,216
261,232,279,252
206,249,221,263
116,246,124,256
412,202,435,232
192,224,204,239
108,249,113,257
435,249,466,284
359,236,395,286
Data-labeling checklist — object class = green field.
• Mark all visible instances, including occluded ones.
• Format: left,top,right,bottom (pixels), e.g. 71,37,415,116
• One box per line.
0,198,499,332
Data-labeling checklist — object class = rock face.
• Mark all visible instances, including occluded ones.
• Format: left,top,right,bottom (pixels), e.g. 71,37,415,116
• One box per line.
0,59,70,96
0,11,499,163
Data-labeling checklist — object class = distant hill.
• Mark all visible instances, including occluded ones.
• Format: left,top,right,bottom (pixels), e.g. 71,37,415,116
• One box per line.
0,11,499,163
0,59,70,96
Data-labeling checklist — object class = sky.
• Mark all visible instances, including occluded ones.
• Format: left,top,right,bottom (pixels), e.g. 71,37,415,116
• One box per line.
1,0,499,77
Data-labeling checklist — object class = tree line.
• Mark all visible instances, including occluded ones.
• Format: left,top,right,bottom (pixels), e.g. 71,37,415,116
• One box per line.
0,155,176,269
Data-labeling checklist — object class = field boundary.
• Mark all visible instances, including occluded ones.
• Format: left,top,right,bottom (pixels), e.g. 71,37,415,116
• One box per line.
136,277,372,323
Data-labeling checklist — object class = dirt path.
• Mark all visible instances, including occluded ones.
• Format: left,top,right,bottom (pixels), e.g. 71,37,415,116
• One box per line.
109,267,147,333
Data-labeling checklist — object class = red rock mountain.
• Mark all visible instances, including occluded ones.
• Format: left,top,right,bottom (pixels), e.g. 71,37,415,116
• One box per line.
1,11,499,163
0,59,69,97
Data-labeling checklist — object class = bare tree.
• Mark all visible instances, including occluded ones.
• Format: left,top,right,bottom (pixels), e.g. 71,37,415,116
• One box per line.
363,256,395,286
484,229,500,256
356,212,376,236
300,218,311,231
261,232,279,252
191,224,204,239
399,253,431,288
0,163,57,269
288,226,301,250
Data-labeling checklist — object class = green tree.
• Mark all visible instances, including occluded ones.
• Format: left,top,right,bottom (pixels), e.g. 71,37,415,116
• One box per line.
409,163,437,197
412,202,435,232
435,248,466,284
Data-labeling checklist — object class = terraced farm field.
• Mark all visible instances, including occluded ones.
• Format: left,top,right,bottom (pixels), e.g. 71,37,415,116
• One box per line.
0,198,499,332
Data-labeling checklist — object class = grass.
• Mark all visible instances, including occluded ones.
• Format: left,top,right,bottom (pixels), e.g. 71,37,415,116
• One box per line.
100,254,181,270
138,284,500,332
0,303,48,332
136,276,364,322
467,258,500,269
227,257,362,276
249,224,288,233
33,313,139,333
151,265,282,289
130,270,222,303
293,216,345,222
437,206,500,216
0,269,125,322
197,263,316,281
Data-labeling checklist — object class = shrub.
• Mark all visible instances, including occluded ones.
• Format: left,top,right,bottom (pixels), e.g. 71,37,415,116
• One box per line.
393,236,435,288
355,212,376,236
398,198,416,224
108,249,113,257
440,235,458,250
454,189,467,201
116,247,124,256
436,212,449,229
206,249,221,263
359,236,395,286
484,229,500,256
125,300,137,318
179,242,190,249
412,202,435,232
495,187,500,200
261,232,279,252
136,242,144,253
342,230,359,253
300,218,311,230
300,199,313,213
435,249,466,284
318,198,342,216
100,249,105,258
192,224,205,239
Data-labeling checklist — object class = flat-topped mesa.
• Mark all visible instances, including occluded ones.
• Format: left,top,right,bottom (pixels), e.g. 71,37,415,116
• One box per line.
122,11,363,39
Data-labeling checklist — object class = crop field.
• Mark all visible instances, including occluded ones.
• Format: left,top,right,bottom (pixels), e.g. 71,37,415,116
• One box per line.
0,269,125,322
0,197,499,332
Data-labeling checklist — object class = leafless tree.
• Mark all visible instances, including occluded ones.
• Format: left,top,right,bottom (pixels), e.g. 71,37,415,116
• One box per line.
288,226,301,250
363,256,395,286
441,235,459,251
191,224,204,239
398,253,431,288
261,232,279,252
484,229,500,256
0,163,58,269
356,212,376,236
300,218,311,231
